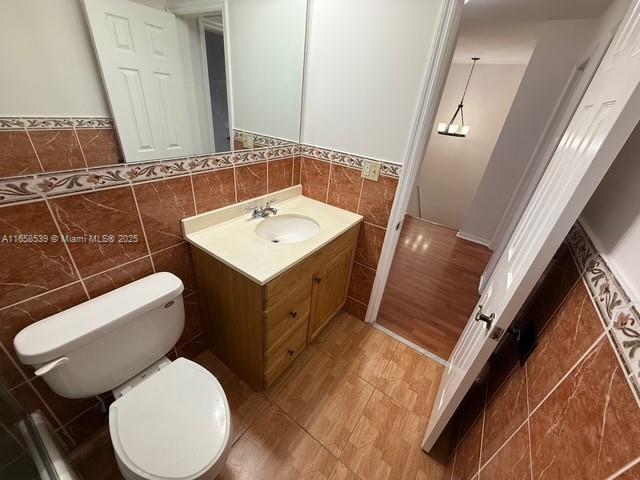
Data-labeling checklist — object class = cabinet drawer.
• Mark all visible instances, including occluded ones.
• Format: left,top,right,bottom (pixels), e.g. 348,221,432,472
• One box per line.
264,284,310,352
264,323,307,387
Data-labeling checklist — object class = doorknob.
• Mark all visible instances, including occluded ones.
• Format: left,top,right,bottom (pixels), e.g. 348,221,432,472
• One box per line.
475,305,495,330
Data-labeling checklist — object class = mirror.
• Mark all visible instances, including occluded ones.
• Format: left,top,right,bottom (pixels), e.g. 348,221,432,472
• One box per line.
0,0,307,175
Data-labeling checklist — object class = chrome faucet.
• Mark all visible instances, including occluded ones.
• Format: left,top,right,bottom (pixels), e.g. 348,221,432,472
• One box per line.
246,198,278,218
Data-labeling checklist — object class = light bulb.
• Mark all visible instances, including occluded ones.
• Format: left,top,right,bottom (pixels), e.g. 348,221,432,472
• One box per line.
437,123,448,133
460,125,471,135
448,124,459,134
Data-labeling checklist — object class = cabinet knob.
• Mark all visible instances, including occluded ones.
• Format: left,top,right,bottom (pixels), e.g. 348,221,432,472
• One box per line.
314,276,322,284
287,349,295,356
289,311,298,319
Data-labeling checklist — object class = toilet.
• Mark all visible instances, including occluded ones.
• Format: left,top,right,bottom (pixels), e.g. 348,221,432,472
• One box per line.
13,272,232,480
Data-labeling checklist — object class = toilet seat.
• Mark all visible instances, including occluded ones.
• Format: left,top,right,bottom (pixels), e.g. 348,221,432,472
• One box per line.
109,357,231,480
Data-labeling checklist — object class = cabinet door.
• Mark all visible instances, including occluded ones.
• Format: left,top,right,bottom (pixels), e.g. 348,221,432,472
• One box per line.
308,247,353,341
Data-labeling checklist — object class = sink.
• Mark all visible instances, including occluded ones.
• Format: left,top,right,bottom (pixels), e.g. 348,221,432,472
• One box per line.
255,214,320,244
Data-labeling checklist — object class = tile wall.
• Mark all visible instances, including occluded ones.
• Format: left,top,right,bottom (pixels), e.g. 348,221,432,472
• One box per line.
0,143,301,450
443,223,640,480
298,145,401,320
0,137,403,452
0,117,122,177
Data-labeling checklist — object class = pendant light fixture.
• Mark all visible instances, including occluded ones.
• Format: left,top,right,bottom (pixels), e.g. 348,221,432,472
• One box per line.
437,57,479,138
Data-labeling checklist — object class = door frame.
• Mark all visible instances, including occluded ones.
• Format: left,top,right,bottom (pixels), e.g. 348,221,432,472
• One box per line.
364,0,464,324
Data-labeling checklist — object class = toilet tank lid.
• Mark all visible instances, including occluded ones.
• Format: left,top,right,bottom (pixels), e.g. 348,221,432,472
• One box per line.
14,272,184,366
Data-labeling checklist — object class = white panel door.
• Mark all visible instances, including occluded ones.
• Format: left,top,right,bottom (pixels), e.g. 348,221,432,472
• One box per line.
84,0,193,162
423,0,640,450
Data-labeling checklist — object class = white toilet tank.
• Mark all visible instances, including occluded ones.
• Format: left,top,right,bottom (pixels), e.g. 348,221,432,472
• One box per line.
13,272,185,399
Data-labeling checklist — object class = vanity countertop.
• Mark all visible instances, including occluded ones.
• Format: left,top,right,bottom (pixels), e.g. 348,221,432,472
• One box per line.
181,186,363,285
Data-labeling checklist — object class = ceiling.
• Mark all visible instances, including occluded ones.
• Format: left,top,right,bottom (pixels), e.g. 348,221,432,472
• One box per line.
453,0,615,64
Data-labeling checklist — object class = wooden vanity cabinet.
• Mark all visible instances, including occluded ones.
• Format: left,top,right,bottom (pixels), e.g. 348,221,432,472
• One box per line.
190,223,360,390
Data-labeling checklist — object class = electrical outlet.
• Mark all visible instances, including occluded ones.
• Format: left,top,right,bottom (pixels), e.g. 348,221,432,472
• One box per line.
361,159,381,181
242,134,254,149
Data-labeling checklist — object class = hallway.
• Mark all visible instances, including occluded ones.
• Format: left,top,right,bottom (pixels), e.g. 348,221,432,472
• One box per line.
377,216,492,360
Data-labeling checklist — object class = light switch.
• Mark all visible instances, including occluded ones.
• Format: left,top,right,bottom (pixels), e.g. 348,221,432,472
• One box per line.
361,159,381,181
243,134,254,149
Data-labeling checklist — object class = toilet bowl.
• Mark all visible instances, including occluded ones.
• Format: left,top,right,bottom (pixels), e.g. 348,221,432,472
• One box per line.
13,273,232,479
110,358,231,480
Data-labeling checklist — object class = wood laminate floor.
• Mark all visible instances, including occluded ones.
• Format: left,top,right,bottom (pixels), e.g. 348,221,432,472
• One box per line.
377,216,492,360
70,312,446,480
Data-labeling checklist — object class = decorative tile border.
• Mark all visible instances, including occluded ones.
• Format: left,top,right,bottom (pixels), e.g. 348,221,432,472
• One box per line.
0,116,114,130
567,223,640,389
232,129,294,148
0,144,299,205
299,144,403,178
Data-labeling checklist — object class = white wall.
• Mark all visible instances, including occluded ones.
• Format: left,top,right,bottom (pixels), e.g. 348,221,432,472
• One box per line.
408,63,525,228
0,0,109,117
301,0,444,163
581,121,640,302
459,19,597,244
226,0,307,142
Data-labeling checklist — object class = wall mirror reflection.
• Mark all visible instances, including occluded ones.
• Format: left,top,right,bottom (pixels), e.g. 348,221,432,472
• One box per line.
0,0,307,174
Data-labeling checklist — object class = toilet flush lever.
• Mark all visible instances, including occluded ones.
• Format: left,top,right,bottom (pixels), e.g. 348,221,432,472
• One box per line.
34,357,69,377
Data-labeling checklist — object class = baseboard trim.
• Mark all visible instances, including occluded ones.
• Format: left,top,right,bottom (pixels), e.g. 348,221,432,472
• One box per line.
456,230,491,248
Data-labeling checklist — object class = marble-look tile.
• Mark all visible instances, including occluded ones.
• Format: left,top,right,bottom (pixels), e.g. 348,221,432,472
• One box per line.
486,334,519,401
357,176,397,228
341,389,445,480
347,263,376,305
179,293,204,347
192,168,236,213
177,334,207,360
267,158,293,193
377,344,443,418
50,186,148,277
301,157,330,202
342,297,367,320
9,382,58,428
327,165,362,213
482,366,527,464
354,222,385,270
293,156,301,185
134,176,195,253
29,130,86,172
452,415,482,480
526,281,603,410
68,426,122,480
526,242,581,334
83,257,154,298
479,422,531,480
270,347,374,457
151,242,196,295
313,312,399,385
194,350,269,445
221,402,337,479
62,403,108,446
235,162,267,202
456,373,488,448
0,131,41,177
31,376,96,425
75,128,122,167
529,338,640,479
0,346,23,390
0,201,78,308
616,460,640,479
0,283,88,384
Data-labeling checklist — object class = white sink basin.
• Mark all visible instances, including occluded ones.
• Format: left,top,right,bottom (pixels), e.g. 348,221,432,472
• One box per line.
255,214,320,244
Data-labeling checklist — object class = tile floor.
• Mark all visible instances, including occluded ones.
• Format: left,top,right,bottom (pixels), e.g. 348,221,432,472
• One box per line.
70,312,447,480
